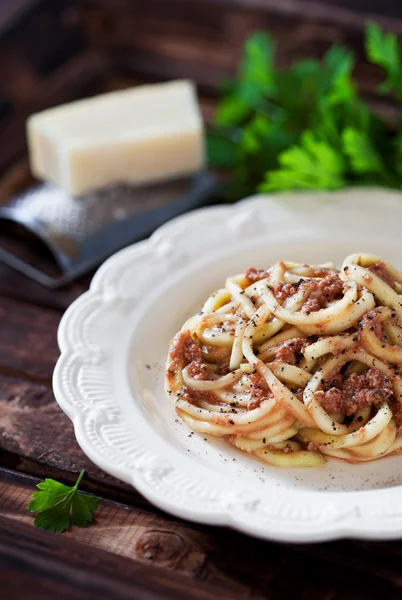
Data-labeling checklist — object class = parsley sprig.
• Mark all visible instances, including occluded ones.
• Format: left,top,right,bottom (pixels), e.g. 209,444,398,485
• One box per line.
208,23,402,199
27,470,99,533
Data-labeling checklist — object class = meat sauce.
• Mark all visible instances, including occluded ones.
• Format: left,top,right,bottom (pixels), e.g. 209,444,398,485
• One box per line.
273,274,344,314
168,331,213,381
369,260,395,288
171,265,400,424
360,309,384,338
274,339,306,365
168,331,229,405
314,368,393,416
244,267,270,283
245,266,345,315
248,371,273,409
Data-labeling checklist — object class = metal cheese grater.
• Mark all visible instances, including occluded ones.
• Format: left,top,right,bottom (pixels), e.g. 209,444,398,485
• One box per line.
0,172,218,287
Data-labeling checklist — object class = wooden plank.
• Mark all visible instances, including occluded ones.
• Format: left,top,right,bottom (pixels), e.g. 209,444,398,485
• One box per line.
0,49,38,104
1,467,402,599
0,469,221,580
0,159,35,204
0,497,238,600
317,0,402,17
0,375,99,470
0,373,152,508
0,468,269,598
90,0,402,24
0,262,90,312
83,0,402,97
0,469,275,600
1,0,85,76
0,298,60,382
0,0,40,34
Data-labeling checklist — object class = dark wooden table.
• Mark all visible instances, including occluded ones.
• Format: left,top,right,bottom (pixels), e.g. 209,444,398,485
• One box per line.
3,1,402,599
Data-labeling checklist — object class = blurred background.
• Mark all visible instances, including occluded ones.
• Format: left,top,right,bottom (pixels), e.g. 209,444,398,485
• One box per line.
1,0,402,203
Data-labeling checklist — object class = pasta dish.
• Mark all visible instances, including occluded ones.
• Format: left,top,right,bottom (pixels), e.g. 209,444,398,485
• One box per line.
165,254,402,467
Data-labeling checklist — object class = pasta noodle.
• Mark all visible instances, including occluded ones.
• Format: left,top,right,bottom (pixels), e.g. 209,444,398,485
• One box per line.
165,255,402,467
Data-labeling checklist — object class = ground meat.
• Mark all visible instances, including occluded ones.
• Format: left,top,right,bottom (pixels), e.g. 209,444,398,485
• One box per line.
272,274,344,314
388,397,402,433
315,387,344,416
323,368,343,390
248,372,272,409
369,260,395,288
315,368,393,416
275,338,306,365
301,274,344,314
180,385,219,406
360,309,383,339
290,388,304,402
187,361,213,380
273,281,301,302
244,267,270,283
168,330,213,381
302,296,322,313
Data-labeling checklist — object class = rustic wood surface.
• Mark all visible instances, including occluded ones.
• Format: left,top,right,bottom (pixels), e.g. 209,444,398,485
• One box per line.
2,1,402,599
3,468,402,600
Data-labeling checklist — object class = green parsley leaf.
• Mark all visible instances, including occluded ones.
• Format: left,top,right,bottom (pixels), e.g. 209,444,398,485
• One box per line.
206,129,238,168
365,22,402,98
27,470,99,533
216,32,275,126
259,131,345,192
323,44,355,87
215,96,250,127
342,127,384,174
237,31,276,104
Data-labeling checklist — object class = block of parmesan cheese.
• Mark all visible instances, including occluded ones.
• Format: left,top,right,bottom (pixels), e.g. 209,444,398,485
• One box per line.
27,80,205,196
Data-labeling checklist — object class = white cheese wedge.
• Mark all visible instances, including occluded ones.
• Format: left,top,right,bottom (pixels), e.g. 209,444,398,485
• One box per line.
27,80,205,196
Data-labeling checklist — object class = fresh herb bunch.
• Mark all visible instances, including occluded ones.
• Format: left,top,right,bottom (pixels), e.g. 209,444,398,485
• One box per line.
207,23,402,199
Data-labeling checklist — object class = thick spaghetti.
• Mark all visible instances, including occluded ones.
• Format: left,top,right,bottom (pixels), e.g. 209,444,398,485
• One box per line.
165,254,402,467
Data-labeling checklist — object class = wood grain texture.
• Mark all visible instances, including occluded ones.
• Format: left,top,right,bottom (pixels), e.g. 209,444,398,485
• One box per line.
0,159,35,203
0,262,89,312
0,470,239,591
0,373,152,509
81,0,402,96
2,468,402,599
0,510,236,600
0,297,60,383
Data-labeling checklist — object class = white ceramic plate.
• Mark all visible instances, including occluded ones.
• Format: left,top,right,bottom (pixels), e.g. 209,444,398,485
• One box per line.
54,188,402,543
